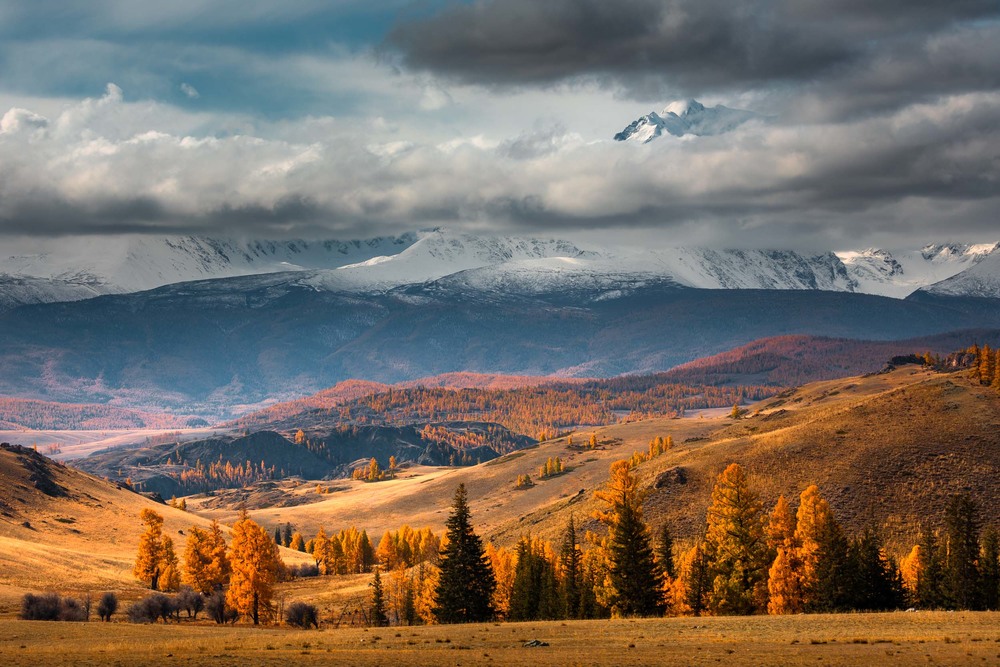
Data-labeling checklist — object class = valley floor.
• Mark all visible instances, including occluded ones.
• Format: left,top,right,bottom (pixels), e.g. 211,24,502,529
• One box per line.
0,612,998,666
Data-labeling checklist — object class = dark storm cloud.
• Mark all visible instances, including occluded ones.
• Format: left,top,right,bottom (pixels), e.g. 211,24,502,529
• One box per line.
387,0,1000,112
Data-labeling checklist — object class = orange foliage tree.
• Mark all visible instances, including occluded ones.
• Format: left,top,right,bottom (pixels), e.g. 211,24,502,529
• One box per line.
226,511,284,625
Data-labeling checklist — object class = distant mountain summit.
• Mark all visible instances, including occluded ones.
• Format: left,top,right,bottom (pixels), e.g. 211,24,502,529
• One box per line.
614,99,759,143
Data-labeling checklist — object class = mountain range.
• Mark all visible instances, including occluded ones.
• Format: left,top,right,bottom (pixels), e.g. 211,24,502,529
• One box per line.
1,228,999,417
2,228,998,311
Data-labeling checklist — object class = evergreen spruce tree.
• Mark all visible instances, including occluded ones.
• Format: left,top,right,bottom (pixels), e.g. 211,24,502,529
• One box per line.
370,567,388,626
681,541,712,617
282,523,293,548
432,484,496,623
980,528,1000,610
846,528,904,611
558,517,584,619
944,494,982,610
274,527,282,545
595,460,663,617
508,538,559,621
916,529,945,609
808,515,851,612
656,523,676,579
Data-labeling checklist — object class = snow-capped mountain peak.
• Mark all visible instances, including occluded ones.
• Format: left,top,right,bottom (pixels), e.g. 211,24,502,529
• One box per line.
837,243,999,298
614,99,759,143
662,99,705,117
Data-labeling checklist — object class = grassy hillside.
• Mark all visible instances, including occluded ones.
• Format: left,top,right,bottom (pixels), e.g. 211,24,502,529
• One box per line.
661,329,1000,387
0,443,309,612
190,366,1000,554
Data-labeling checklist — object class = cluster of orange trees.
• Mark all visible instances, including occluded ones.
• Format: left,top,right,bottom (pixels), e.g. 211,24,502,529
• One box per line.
351,456,398,481
170,458,280,493
968,343,1000,391
134,509,282,624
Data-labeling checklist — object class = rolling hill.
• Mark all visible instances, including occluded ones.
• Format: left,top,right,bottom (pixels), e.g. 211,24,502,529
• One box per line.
0,442,310,612
184,364,1000,555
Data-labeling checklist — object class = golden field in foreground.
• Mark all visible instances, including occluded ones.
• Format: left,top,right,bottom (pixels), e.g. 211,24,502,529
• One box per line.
0,612,998,666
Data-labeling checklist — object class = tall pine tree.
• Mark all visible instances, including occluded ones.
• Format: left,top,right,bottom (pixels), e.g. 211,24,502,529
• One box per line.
595,460,662,617
980,528,1000,610
432,484,496,623
944,494,982,610
559,517,584,619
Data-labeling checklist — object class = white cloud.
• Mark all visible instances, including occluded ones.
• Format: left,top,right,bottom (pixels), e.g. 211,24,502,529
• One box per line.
0,84,997,247
180,82,199,98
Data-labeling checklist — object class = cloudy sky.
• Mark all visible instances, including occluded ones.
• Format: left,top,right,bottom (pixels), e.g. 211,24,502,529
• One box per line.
0,0,998,248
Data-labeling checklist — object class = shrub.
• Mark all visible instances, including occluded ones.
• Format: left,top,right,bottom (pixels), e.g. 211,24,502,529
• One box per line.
127,593,176,624
20,593,88,621
288,563,320,578
285,601,319,629
97,592,118,622
176,587,205,619
21,593,62,621
59,596,89,622
206,591,238,624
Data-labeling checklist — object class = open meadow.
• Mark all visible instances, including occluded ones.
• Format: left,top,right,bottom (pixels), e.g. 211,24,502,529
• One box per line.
1,612,999,666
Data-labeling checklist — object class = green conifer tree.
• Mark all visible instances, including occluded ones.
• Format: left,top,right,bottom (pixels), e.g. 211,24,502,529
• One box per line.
980,528,1000,611
944,494,982,610
370,567,388,626
558,517,584,619
916,529,945,609
656,523,676,579
432,484,496,623
846,528,905,611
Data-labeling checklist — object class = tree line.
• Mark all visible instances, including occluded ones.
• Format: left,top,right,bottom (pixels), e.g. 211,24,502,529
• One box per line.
387,464,1000,625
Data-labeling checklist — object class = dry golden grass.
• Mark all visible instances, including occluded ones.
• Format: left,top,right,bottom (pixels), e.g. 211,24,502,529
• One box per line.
1,612,998,666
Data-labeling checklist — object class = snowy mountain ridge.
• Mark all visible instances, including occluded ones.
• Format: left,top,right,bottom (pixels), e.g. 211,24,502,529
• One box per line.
614,99,760,143
2,228,999,310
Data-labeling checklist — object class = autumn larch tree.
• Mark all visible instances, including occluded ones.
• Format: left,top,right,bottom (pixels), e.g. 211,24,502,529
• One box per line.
595,460,662,617
433,483,496,623
159,536,181,591
703,463,768,615
766,494,803,615
485,542,515,618
183,520,231,594
796,485,850,612
133,508,166,590
226,511,284,625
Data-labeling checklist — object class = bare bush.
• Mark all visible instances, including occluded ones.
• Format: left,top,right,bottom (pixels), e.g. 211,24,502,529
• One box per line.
20,593,88,621
285,601,319,628
97,592,118,622
206,591,238,624
176,587,205,619
288,563,320,578
127,593,176,624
